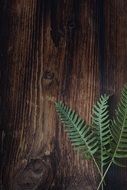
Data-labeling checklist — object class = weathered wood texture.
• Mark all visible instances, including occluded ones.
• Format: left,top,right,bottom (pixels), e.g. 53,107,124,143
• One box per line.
0,0,127,190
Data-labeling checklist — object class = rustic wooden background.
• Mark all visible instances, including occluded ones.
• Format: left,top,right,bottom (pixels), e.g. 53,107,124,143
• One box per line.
1,0,127,189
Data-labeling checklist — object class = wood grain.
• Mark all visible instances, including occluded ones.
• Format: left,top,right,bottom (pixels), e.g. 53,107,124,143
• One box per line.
103,1,127,189
0,0,127,190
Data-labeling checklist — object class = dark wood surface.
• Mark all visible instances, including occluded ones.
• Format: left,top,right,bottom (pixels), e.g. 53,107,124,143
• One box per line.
0,0,127,189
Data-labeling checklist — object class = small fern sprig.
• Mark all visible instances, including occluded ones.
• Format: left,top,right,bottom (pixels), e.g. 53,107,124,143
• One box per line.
97,85,127,189
92,95,111,190
55,101,102,176
111,85,127,166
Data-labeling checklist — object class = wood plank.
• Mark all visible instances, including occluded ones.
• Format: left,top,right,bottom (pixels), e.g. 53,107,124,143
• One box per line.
2,0,127,189
103,0,127,189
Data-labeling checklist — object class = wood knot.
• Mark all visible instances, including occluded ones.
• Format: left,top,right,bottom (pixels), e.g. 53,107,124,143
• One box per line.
42,71,59,92
43,71,54,80
13,158,51,190
42,71,55,88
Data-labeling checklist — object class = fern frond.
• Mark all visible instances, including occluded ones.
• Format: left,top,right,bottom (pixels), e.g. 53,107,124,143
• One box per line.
97,86,127,189
55,102,99,159
110,85,127,166
54,86,127,190
92,95,111,170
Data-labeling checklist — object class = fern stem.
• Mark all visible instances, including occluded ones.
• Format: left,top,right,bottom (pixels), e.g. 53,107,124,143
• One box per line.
97,160,112,190
92,155,106,187
100,172,104,190
101,177,104,190
100,120,104,190
92,156,101,176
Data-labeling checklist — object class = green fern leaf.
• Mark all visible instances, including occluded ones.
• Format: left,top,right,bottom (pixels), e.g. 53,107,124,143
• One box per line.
55,101,99,160
97,87,127,189
110,85,127,166
92,95,111,171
